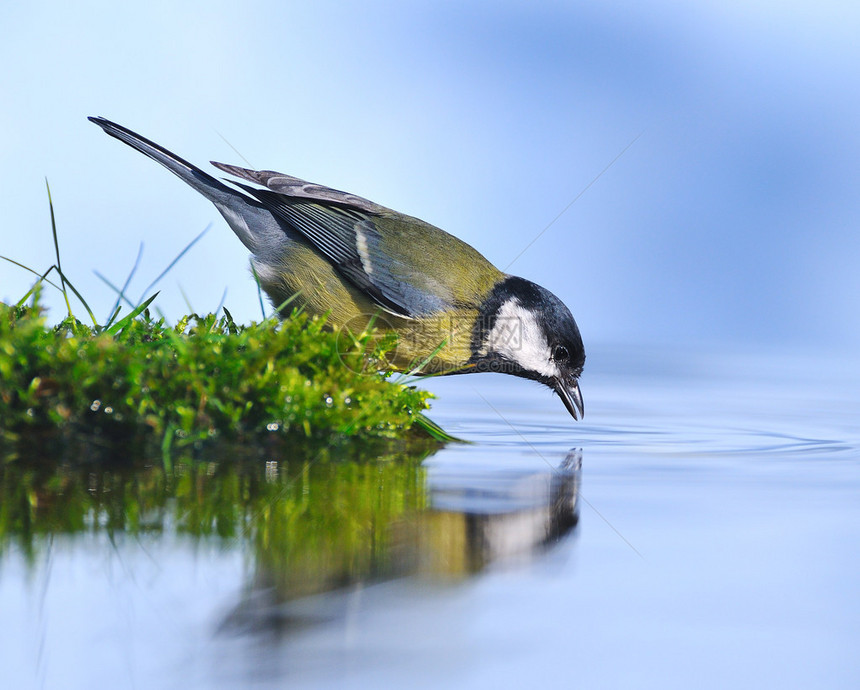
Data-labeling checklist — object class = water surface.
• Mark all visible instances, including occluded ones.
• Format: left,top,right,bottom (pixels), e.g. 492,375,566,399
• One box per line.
2,345,859,689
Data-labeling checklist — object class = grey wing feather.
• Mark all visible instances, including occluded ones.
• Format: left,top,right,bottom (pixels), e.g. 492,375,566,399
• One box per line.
211,163,383,213
213,163,442,318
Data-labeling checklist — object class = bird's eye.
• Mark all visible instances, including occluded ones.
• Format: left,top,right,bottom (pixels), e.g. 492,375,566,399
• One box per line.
553,345,569,362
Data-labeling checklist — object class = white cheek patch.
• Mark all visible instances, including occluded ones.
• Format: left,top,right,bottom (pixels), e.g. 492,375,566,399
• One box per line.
485,298,559,378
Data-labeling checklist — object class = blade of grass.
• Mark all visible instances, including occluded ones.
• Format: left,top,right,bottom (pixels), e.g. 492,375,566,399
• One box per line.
215,286,228,318
94,270,137,310
272,290,303,320
393,337,450,383
105,304,122,327
15,268,50,308
137,224,209,306
104,242,144,327
401,361,475,384
45,180,99,328
250,261,267,321
46,179,73,319
161,423,175,472
9,263,60,308
1,256,64,293
54,266,99,328
414,413,463,443
178,284,195,314
222,307,239,335
105,292,159,335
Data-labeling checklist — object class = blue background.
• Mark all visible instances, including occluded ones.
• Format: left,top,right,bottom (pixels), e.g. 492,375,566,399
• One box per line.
2,1,859,351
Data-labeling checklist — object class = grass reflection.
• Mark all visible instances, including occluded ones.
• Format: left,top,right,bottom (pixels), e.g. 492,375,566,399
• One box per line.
1,437,432,567
1,438,580,616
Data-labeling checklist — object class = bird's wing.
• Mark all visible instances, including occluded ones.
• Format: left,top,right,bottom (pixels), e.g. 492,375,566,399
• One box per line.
214,166,384,214
211,162,475,318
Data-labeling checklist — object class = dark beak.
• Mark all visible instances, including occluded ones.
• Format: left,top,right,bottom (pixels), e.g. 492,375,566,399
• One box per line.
555,377,584,420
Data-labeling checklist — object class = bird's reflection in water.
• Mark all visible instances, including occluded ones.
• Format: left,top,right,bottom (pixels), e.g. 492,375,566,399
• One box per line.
222,449,582,635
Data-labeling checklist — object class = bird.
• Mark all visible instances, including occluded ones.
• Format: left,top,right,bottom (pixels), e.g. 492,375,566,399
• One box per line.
89,117,585,419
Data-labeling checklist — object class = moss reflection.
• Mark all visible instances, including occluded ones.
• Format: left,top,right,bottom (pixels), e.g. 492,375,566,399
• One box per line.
1,440,580,608
1,438,431,561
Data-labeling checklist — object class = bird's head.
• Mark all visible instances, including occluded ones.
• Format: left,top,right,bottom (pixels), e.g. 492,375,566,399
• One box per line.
471,277,585,419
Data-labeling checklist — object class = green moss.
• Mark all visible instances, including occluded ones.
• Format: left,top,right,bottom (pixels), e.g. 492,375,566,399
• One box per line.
0,299,444,451
1,183,455,453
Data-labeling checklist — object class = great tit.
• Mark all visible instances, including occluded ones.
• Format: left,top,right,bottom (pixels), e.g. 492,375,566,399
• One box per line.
89,117,585,419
